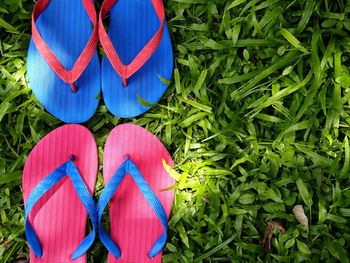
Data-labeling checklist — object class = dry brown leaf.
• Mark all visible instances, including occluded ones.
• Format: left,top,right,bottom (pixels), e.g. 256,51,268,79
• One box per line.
262,220,286,252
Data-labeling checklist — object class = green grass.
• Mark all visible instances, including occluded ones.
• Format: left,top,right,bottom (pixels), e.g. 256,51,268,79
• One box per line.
1,0,350,262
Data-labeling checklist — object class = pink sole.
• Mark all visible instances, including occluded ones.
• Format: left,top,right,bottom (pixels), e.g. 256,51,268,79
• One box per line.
103,124,175,263
22,124,98,263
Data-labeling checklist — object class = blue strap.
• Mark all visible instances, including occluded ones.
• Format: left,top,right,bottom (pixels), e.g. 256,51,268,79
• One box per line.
97,155,168,258
24,156,97,260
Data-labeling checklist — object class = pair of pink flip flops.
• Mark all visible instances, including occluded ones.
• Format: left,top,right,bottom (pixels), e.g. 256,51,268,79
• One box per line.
23,124,175,262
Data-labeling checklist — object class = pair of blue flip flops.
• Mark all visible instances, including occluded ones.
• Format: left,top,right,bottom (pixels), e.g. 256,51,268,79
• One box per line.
27,0,173,123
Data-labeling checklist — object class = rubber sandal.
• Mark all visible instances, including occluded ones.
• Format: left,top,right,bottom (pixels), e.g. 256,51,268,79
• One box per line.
99,0,173,118
22,124,98,262
97,124,175,262
27,0,100,123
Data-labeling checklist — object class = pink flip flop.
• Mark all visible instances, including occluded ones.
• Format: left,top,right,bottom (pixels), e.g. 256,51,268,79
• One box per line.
97,124,175,262
22,124,98,262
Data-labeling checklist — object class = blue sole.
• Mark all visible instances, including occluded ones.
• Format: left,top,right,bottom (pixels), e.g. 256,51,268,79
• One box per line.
27,0,100,123
101,0,173,118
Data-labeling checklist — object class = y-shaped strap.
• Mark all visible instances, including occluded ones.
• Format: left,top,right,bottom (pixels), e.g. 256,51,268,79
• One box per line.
99,0,165,87
97,155,168,258
24,156,97,260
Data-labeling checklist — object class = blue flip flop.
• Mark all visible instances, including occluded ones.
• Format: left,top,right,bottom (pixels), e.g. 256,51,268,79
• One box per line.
27,0,100,123
99,0,173,118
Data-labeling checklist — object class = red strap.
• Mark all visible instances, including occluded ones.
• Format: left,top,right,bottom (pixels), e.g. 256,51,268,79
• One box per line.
99,0,165,87
32,0,98,92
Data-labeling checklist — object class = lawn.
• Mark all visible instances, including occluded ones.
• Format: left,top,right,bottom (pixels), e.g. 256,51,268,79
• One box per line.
1,0,350,262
